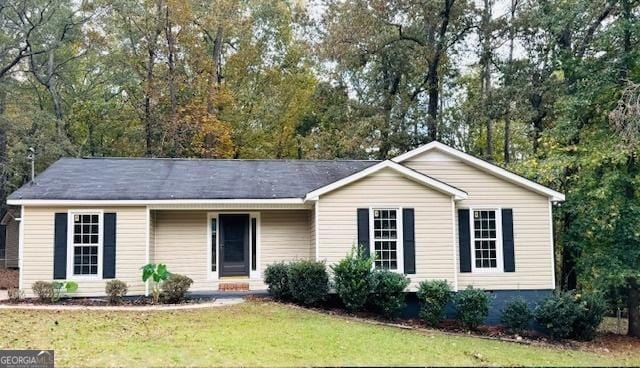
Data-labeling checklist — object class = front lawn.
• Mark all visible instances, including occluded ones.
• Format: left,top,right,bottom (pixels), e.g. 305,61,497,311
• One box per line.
0,300,638,366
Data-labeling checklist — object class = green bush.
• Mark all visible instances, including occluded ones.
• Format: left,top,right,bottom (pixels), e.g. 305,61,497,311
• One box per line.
264,262,291,300
500,298,533,333
105,280,128,304
287,260,329,306
572,292,607,341
32,280,77,303
369,270,410,319
416,280,452,326
161,273,193,303
32,281,54,302
534,291,580,340
141,263,170,304
331,248,375,312
454,286,490,329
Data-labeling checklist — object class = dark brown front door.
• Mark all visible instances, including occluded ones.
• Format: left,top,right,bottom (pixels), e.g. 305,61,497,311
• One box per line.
219,214,250,277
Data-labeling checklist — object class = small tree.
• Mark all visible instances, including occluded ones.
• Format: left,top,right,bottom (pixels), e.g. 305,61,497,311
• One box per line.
141,263,170,304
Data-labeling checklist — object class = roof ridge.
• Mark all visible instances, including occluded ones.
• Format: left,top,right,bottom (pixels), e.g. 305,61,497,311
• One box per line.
72,157,380,162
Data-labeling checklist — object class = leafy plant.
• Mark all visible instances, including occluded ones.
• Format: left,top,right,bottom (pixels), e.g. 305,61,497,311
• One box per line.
500,298,533,333
331,248,375,312
287,260,329,306
416,280,452,326
264,262,292,300
454,286,490,330
51,281,78,302
105,279,129,304
572,292,607,341
141,263,170,304
534,291,581,340
161,273,193,303
369,270,410,319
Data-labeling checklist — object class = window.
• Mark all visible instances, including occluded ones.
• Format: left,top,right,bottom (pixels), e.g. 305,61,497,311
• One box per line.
471,209,502,271
211,218,217,272
371,209,402,271
71,213,102,276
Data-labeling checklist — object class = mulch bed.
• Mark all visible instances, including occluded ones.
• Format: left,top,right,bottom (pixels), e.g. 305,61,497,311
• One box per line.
1,295,217,306
0,268,19,290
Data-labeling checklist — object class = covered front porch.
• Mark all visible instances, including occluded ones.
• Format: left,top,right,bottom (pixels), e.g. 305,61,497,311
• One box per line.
148,204,315,292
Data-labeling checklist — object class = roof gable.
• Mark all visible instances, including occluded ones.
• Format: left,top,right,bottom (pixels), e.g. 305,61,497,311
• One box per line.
392,142,565,201
304,160,468,201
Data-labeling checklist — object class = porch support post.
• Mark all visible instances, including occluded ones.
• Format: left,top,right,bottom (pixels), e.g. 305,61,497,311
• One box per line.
145,206,150,296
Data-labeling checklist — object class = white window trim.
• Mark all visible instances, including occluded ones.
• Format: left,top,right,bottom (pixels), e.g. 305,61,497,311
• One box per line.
207,212,261,281
369,207,404,274
469,207,504,273
66,209,104,280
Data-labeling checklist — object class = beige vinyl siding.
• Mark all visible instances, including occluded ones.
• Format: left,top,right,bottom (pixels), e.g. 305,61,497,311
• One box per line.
405,150,553,290
21,206,148,297
153,210,313,292
260,210,313,270
317,168,456,289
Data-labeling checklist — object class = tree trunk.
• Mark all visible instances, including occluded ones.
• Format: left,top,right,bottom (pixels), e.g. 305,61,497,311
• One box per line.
0,89,7,214
425,0,455,143
503,0,517,164
480,0,493,159
207,26,224,114
163,6,178,156
144,0,164,156
628,277,640,337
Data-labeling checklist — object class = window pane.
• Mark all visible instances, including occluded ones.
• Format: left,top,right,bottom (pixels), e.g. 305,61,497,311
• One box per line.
473,210,498,269
372,209,399,270
211,219,217,272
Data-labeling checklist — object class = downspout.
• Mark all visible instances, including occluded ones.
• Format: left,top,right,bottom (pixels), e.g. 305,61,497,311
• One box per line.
145,206,150,296
451,198,458,292
17,206,24,291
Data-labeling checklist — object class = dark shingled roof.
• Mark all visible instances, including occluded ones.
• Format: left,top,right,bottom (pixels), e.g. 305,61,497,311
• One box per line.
8,157,380,200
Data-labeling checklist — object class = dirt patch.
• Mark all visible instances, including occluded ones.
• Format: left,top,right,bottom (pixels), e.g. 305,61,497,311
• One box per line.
0,268,18,290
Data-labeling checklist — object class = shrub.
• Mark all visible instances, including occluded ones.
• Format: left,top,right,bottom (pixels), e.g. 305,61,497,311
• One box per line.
287,260,329,306
331,248,375,312
572,292,607,341
369,270,410,319
534,291,580,340
105,280,129,304
416,280,452,326
141,263,170,304
500,298,532,333
32,281,54,302
161,273,193,303
7,287,23,302
31,281,77,303
454,286,490,329
264,262,292,300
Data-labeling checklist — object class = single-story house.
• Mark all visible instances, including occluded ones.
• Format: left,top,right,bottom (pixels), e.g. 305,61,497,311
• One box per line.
7,142,564,310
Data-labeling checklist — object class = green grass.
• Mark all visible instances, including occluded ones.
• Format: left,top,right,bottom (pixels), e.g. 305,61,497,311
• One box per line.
0,300,638,367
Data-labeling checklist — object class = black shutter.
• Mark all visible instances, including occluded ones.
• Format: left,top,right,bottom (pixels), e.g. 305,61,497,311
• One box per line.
251,217,257,271
357,208,370,256
502,208,515,272
402,208,416,274
458,209,471,273
53,213,68,280
103,213,117,279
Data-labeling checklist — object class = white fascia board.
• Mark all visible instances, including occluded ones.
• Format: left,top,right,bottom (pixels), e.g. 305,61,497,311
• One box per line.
304,160,468,201
7,198,306,206
392,142,565,202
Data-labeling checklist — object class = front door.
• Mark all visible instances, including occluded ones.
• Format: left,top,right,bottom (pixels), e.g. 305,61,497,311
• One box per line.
219,214,250,277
